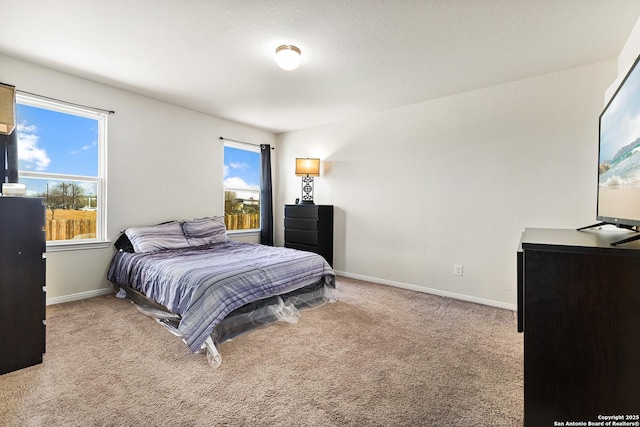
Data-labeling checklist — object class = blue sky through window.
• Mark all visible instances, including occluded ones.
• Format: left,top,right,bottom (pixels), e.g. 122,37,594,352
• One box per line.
16,103,99,197
223,146,260,197
16,103,98,176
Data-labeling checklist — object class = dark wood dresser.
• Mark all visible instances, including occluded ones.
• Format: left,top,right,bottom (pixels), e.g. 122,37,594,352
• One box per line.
0,197,46,375
284,204,333,266
517,228,640,426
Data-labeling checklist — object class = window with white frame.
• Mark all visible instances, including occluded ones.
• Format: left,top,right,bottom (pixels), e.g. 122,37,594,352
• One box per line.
16,93,107,247
223,141,260,232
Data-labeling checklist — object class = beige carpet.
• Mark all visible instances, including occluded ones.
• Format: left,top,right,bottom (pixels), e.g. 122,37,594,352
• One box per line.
0,277,523,426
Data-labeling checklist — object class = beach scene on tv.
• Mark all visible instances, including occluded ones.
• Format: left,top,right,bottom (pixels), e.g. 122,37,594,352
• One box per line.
598,59,640,222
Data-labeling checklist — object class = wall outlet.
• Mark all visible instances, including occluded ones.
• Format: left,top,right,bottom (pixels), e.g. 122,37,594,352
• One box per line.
453,264,463,276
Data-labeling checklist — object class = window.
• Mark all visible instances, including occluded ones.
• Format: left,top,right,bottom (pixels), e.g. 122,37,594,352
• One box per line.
223,141,260,232
16,93,107,248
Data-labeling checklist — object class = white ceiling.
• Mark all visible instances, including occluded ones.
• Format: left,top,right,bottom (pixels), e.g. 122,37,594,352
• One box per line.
1,1,639,133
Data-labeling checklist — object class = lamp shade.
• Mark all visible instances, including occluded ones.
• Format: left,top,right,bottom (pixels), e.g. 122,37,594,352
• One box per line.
295,158,320,177
0,83,16,135
275,45,302,71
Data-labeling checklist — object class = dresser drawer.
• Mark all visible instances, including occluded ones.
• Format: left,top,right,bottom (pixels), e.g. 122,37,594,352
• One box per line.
285,242,319,253
284,218,319,231
285,229,318,246
284,205,319,219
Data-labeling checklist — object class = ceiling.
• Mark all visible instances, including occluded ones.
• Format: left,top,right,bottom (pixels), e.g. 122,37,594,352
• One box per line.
1,1,639,134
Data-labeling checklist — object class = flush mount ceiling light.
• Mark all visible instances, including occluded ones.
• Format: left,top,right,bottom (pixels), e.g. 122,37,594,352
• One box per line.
275,45,302,71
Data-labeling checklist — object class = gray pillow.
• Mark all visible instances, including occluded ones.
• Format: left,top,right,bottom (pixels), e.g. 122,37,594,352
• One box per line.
182,216,228,247
125,221,190,252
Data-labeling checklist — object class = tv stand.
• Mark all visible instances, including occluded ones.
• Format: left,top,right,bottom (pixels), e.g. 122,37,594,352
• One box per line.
577,222,638,246
609,231,640,246
518,228,640,425
577,222,609,231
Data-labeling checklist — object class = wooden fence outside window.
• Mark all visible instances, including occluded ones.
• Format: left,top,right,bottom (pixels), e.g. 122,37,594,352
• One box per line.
224,214,260,231
44,214,260,241
45,219,96,241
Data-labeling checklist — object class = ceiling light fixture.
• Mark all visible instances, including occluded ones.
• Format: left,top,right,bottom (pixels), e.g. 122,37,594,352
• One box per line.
275,45,302,71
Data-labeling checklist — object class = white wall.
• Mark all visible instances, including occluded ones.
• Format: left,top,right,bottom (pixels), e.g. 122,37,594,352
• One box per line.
603,17,640,103
275,60,617,308
618,16,640,76
0,54,275,302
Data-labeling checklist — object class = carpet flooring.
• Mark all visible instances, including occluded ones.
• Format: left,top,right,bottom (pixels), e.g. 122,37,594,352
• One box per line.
0,277,523,426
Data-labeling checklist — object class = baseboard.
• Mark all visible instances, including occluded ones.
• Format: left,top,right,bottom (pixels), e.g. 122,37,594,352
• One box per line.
45,274,517,311
46,287,113,306
333,270,517,311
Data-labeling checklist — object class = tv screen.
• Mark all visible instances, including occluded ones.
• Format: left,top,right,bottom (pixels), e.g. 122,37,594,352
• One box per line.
597,53,640,227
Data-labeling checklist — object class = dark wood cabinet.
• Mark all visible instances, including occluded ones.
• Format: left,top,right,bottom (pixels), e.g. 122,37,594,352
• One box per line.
0,197,46,375
517,228,640,426
284,204,333,266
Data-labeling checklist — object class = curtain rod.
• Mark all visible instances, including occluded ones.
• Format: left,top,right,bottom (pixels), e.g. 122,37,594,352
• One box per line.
17,89,115,115
220,136,274,149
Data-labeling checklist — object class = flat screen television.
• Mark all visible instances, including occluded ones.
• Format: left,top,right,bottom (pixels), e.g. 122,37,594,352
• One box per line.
591,52,640,244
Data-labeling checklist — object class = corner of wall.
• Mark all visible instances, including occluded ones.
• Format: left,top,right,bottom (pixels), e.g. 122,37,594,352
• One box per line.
604,15,640,105
619,15,640,74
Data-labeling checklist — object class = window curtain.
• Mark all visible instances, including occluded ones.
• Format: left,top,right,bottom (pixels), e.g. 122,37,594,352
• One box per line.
0,131,18,189
0,135,5,190
260,144,273,246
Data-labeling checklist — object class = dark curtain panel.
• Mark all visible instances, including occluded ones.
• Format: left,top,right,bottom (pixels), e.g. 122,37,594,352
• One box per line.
6,130,18,183
0,131,18,192
260,144,274,246
0,134,6,188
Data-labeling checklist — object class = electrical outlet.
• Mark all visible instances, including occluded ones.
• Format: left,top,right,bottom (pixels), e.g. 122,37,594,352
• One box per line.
454,264,463,276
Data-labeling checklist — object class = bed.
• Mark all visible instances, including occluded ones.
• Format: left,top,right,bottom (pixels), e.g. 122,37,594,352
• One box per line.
106,217,336,368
